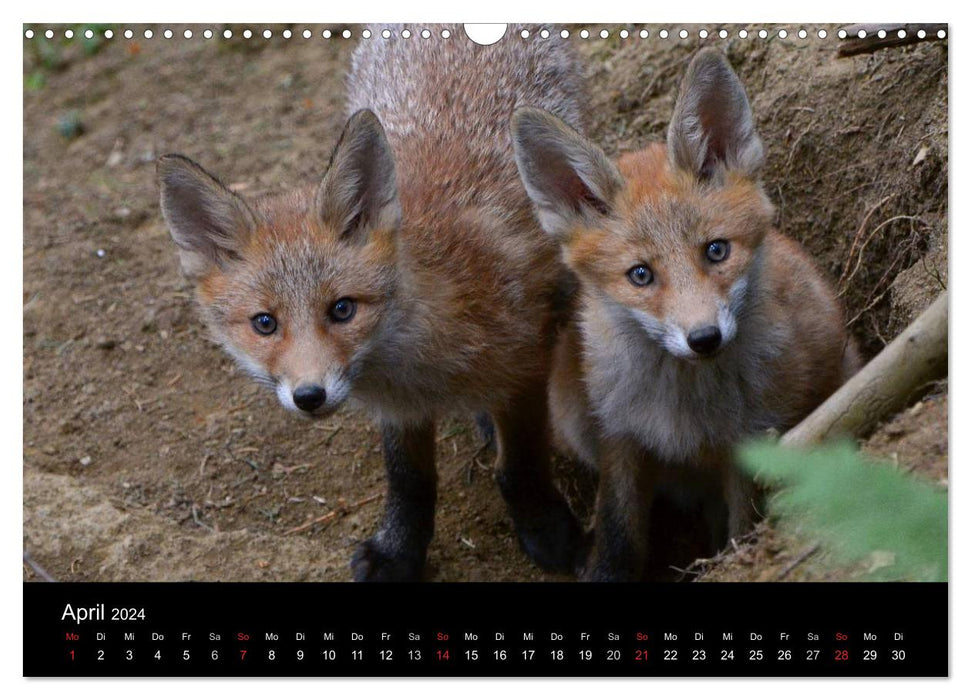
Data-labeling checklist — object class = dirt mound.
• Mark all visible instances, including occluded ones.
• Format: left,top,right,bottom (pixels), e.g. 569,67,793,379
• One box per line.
23,26,947,583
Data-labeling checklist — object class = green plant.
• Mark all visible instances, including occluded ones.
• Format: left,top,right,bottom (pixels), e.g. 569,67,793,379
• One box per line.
24,71,46,91
737,440,947,582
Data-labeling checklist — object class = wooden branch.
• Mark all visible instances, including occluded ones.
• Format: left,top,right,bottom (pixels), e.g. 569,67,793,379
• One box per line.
23,551,57,582
838,24,948,57
283,493,383,535
782,292,947,446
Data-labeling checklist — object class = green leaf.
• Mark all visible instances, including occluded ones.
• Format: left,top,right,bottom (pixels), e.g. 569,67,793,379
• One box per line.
25,71,46,91
737,440,947,582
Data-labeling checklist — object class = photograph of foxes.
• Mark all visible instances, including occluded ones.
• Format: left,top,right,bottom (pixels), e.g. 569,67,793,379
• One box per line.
23,24,947,583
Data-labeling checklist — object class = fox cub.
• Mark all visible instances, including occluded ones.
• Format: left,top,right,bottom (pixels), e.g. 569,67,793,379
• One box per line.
158,27,587,581
513,48,860,581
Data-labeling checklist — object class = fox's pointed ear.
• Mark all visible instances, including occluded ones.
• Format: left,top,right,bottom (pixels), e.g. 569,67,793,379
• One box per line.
667,48,764,181
512,107,623,241
316,109,400,244
157,155,257,279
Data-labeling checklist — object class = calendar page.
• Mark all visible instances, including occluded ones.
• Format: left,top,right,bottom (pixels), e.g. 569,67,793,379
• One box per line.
21,22,948,678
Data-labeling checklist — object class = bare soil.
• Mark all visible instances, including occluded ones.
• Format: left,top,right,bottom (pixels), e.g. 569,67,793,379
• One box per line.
23,25,948,583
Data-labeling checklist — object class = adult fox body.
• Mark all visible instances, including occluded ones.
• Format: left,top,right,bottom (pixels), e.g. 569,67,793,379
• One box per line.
513,48,860,581
158,26,586,581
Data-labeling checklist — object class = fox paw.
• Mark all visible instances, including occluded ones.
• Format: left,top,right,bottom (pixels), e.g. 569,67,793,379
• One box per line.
350,537,425,582
579,555,639,583
510,496,585,575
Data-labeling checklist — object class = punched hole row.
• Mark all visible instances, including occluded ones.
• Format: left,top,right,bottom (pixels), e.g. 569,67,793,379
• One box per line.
23,27,948,41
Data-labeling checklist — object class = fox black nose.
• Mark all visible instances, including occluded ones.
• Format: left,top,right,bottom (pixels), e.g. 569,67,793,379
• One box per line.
293,384,326,412
687,326,722,356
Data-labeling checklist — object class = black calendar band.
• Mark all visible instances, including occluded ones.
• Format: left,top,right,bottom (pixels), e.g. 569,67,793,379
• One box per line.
24,581,947,677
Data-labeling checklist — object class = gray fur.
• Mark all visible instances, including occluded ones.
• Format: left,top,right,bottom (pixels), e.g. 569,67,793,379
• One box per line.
347,24,587,140
579,250,793,465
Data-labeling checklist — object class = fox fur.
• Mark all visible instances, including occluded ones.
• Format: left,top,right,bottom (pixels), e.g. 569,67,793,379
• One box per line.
158,25,587,581
513,48,860,581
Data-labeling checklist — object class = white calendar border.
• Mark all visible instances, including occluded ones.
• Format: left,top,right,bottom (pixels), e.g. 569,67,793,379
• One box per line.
4,0,963,696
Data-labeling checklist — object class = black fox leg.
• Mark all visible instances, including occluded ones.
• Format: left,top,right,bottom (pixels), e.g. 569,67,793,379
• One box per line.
583,435,656,582
723,462,758,541
493,382,583,574
701,490,730,553
351,420,437,582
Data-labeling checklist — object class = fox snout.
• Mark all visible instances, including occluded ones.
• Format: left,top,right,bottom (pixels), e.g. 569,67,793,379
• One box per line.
655,315,733,361
663,275,748,360
275,373,351,418
667,299,740,360
686,325,722,356
292,384,327,413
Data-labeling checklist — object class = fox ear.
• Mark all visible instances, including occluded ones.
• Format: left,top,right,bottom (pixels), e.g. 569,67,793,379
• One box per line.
512,107,623,241
316,109,400,244
668,49,764,181
157,155,257,279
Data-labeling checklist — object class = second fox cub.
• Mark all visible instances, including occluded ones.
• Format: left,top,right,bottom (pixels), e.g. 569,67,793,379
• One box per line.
513,48,860,581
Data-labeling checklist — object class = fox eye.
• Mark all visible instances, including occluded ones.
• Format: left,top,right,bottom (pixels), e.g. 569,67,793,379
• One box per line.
251,313,278,336
329,297,357,323
706,240,731,263
627,264,654,287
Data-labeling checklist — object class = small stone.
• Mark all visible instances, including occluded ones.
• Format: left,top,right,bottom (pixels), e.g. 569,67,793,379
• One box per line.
96,249,106,258
57,111,85,140
80,455,93,467
106,138,126,167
